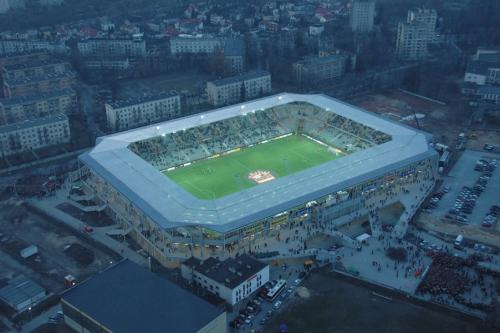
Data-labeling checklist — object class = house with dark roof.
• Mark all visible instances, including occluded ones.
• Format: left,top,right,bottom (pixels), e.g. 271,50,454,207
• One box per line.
181,254,269,305
62,260,227,333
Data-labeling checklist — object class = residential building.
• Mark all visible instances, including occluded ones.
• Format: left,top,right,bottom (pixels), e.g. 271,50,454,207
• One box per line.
473,46,500,61
2,70,76,98
105,92,181,132
464,61,500,86
293,54,348,85
170,35,222,55
181,255,269,305
1,57,71,81
407,8,438,43
396,8,437,60
477,85,500,103
309,24,325,36
62,260,227,333
0,39,65,56
0,51,49,68
77,37,146,58
223,38,245,74
84,57,131,71
350,0,376,33
206,71,271,106
0,88,76,125
0,113,70,157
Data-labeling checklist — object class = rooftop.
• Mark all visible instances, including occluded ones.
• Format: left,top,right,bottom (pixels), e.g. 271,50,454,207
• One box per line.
224,38,245,57
295,54,346,66
80,93,436,233
4,70,76,86
107,91,179,109
0,113,68,134
478,85,500,95
62,260,224,333
0,88,75,107
210,70,270,87
184,255,268,289
3,57,69,71
0,276,45,310
466,61,500,75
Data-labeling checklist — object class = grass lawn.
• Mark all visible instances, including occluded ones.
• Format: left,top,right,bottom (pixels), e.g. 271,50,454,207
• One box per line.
164,135,343,200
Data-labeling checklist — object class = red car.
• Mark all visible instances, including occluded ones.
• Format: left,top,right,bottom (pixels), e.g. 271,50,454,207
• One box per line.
83,225,94,233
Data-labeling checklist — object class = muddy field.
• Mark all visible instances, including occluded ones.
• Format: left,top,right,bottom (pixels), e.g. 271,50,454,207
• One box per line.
0,202,116,293
263,270,494,333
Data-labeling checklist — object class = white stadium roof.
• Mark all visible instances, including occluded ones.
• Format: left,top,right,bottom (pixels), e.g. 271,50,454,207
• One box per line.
80,93,437,233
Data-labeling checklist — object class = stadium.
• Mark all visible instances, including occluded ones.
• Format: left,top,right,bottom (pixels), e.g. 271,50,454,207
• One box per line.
79,93,439,263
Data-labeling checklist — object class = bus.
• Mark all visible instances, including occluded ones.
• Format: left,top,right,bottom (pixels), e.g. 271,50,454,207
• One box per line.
266,279,287,301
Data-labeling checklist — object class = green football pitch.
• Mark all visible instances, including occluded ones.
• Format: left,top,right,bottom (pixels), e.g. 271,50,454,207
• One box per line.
164,135,344,200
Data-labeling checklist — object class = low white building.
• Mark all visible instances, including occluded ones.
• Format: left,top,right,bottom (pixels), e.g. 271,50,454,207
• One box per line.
105,92,181,132
206,71,271,106
181,255,269,305
0,113,70,157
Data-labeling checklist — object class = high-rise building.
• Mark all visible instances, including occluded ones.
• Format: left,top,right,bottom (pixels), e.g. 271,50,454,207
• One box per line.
396,8,437,60
407,8,437,43
350,0,376,33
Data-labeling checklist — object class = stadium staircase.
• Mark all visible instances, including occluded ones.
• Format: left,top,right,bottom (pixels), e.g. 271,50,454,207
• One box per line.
368,210,383,237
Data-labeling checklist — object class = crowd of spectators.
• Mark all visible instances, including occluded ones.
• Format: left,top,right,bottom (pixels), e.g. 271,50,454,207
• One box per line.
128,103,393,170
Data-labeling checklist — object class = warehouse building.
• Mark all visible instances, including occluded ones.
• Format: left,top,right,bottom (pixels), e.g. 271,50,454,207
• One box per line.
0,275,46,312
62,260,227,333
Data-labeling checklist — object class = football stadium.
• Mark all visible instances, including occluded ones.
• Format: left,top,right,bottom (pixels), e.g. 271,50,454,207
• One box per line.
79,93,439,263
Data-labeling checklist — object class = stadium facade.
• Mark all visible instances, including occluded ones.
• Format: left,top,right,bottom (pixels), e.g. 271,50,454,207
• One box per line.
79,93,438,264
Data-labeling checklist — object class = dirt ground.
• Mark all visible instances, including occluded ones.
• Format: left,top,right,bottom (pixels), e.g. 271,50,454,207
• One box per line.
416,213,500,248
0,202,116,293
351,90,466,144
263,269,493,333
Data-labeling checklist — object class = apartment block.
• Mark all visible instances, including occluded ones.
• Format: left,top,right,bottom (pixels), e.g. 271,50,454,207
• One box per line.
170,36,222,55
396,8,437,60
1,57,72,81
2,70,76,98
105,92,181,132
206,71,271,107
0,88,76,125
0,113,70,157
77,37,146,58
293,54,348,85
350,0,376,33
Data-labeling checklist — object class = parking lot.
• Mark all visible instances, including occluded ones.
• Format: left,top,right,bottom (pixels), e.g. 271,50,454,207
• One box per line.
228,261,311,333
428,150,499,227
